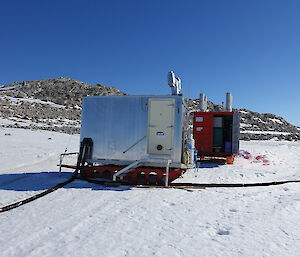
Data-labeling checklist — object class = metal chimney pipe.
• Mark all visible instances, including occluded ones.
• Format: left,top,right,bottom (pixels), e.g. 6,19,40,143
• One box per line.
199,93,207,112
226,92,232,112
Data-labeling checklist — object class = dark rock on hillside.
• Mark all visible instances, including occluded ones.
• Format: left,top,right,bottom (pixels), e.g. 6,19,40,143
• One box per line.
1,77,125,107
0,78,125,134
0,78,299,140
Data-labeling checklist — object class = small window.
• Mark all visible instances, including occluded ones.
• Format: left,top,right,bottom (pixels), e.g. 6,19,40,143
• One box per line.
196,117,203,122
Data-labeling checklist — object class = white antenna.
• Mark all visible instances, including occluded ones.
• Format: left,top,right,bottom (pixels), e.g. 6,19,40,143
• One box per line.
168,71,181,95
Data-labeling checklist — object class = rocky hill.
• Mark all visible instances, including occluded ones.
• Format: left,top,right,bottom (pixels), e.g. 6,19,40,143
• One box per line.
0,78,299,140
184,99,299,141
0,78,124,134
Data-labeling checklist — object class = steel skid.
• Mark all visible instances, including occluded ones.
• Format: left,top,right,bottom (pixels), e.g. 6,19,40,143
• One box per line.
61,164,185,185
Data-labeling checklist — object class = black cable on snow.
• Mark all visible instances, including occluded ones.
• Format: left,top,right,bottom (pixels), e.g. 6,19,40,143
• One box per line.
0,138,93,213
170,180,300,188
0,178,75,213
77,176,300,189
1,176,299,213
1,178,299,213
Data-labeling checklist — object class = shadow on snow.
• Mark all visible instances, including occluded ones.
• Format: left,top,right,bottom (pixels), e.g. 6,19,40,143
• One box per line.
0,172,130,192
197,162,222,168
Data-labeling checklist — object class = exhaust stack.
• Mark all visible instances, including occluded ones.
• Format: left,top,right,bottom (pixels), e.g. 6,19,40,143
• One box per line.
199,93,207,112
226,92,232,112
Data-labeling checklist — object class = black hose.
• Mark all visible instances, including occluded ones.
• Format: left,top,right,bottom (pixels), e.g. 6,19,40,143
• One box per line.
170,180,300,188
77,177,300,188
0,178,75,213
0,138,93,213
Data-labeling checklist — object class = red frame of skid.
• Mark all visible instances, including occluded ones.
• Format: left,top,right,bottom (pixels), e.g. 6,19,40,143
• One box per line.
62,164,185,185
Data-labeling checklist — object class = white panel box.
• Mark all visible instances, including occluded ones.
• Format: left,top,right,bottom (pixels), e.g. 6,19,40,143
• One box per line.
147,98,175,155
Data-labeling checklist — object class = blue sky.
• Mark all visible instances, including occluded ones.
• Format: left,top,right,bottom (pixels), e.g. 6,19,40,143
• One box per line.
1,0,299,126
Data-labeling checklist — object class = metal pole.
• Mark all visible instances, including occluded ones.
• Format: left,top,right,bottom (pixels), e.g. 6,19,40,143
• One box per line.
59,154,62,175
165,160,172,187
58,152,79,176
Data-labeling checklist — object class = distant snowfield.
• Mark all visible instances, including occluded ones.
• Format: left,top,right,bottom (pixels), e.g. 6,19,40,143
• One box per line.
0,128,299,257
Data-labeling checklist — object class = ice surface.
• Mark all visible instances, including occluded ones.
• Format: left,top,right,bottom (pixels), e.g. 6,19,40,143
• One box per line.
0,128,299,257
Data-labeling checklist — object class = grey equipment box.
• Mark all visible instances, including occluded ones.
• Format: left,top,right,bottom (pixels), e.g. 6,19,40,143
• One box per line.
80,95,186,168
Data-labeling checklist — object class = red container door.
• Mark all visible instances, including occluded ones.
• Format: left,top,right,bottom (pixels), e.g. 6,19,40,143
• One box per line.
193,112,213,155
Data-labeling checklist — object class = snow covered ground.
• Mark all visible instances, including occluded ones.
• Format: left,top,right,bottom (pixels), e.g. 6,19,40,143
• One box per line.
0,128,299,257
